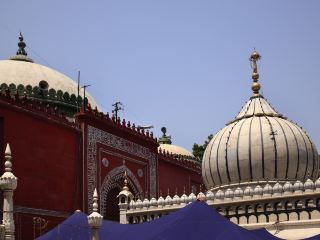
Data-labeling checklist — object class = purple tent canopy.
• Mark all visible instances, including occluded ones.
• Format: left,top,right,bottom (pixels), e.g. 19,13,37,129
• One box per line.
36,211,91,240
100,201,262,240
305,234,320,240
38,201,319,240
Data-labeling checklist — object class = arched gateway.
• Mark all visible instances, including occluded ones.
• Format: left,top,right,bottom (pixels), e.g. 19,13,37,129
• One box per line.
100,166,143,221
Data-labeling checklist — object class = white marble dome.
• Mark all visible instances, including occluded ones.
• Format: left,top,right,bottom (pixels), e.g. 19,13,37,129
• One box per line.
202,51,319,190
158,144,194,158
158,127,194,158
0,59,97,108
202,95,318,190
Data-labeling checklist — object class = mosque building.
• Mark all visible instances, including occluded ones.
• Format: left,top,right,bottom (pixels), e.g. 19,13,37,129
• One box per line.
0,34,201,239
0,34,319,239
118,50,320,239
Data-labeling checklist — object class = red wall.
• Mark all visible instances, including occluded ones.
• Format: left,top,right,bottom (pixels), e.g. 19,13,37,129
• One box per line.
0,101,202,239
0,101,81,239
158,156,202,196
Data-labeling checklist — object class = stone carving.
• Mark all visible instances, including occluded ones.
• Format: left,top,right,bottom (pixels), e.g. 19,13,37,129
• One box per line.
87,125,157,212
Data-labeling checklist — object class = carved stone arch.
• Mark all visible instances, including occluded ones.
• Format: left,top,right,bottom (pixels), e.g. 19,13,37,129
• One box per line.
285,201,293,210
236,206,245,215
305,198,315,208
255,204,263,213
246,205,254,214
226,207,235,215
274,202,283,211
100,166,143,217
264,203,273,212
295,200,304,209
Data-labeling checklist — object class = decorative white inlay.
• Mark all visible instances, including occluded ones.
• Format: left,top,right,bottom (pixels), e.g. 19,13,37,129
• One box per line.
137,169,143,178
102,158,109,167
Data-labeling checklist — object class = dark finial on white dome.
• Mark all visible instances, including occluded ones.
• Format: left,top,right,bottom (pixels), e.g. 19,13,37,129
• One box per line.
17,32,27,56
9,32,34,62
158,127,172,144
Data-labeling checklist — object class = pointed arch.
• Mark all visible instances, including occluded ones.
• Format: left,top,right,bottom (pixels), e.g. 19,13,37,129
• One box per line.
100,166,143,217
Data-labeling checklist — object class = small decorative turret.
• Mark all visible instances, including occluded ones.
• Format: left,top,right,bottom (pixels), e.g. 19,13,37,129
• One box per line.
9,33,34,63
0,144,18,240
87,188,103,240
249,49,261,97
117,172,133,224
158,127,172,144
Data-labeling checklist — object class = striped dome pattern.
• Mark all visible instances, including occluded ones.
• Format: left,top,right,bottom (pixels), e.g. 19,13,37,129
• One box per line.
202,96,319,190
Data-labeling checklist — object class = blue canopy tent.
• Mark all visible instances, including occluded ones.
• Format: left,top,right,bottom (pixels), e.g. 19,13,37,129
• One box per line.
305,234,320,240
36,211,91,240
100,201,263,240
37,201,318,240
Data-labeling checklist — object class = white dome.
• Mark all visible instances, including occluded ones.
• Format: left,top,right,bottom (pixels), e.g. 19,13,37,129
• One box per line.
0,60,97,108
253,185,263,196
273,182,283,195
202,96,319,190
244,186,253,197
159,143,194,158
202,51,319,190
224,188,234,199
263,183,273,195
315,177,320,189
234,187,243,198
304,178,315,191
283,181,293,193
293,180,304,191
205,190,214,200
215,189,224,199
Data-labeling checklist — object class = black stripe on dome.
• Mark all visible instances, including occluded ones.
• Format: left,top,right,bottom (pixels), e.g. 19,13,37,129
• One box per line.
248,117,254,181
236,119,247,182
258,97,278,179
202,148,211,188
258,117,265,179
310,142,316,178
267,116,278,179
303,130,316,178
281,119,300,179
224,121,240,183
273,118,290,179
216,127,229,185
292,123,309,180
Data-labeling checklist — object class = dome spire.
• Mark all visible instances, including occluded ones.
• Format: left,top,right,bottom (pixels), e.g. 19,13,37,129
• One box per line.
9,32,34,62
158,127,172,144
17,32,27,56
122,171,129,191
249,49,261,97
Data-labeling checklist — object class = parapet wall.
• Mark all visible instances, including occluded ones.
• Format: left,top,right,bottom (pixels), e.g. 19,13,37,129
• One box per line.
119,178,320,225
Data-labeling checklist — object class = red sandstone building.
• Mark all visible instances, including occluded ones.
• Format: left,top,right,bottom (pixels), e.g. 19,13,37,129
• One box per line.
0,35,202,239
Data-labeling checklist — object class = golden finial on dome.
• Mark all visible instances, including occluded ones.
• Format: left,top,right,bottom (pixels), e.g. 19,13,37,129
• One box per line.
122,171,129,191
249,49,261,97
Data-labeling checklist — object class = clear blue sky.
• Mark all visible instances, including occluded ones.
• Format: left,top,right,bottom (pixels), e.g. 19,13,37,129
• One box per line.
0,1,319,151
